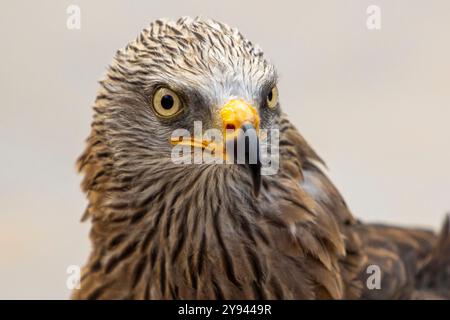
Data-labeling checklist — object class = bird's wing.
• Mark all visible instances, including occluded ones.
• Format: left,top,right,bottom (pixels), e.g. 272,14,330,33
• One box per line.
276,114,366,298
353,223,437,299
277,114,450,299
415,215,450,299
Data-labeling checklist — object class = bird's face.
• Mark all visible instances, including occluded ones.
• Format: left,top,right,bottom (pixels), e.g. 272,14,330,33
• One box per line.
99,18,280,194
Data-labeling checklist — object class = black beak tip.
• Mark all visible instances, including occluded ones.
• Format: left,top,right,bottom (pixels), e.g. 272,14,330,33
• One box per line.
230,123,262,198
242,123,261,198
250,162,262,197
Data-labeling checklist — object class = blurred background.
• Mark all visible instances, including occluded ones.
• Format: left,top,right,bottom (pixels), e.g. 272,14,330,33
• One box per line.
0,0,449,299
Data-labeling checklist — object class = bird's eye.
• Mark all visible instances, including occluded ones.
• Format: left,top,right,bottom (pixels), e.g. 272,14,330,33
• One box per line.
266,86,279,109
152,87,183,118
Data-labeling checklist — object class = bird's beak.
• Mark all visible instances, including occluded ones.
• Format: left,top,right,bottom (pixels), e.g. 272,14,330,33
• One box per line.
170,99,262,197
220,99,261,197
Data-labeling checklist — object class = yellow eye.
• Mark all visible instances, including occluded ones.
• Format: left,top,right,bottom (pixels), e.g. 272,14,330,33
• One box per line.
152,87,183,118
266,86,279,109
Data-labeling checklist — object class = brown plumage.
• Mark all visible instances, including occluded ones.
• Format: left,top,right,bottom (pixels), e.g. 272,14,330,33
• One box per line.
73,17,450,300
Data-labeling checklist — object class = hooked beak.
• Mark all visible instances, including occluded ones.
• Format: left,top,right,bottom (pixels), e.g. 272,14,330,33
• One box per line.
220,100,261,197
240,123,262,197
170,99,262,197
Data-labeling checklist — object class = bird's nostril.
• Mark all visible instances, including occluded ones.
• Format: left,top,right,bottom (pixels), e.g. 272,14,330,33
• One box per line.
226,124,236,131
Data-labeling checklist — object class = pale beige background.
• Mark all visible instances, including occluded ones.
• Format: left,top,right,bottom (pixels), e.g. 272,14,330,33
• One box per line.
0,0,449,299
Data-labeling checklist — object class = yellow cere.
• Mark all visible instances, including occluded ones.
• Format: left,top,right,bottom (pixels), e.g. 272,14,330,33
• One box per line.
220,99,260,134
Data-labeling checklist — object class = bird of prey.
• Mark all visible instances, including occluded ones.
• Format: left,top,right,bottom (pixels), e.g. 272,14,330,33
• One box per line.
73,17,450,300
